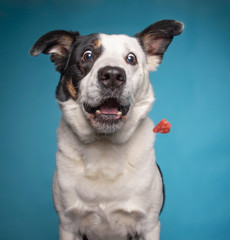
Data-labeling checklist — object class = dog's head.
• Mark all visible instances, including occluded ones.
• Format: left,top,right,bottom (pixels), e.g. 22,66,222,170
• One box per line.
30,20,183,143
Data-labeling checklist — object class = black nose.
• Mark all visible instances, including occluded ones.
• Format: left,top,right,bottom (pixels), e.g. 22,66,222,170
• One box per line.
98,66,126,89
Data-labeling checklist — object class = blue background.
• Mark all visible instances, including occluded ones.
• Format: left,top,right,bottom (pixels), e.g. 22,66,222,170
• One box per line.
1,0,230,239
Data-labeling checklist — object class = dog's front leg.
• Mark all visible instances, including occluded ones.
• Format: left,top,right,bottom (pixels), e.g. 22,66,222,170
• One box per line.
140,221,161,240
59,225,81,240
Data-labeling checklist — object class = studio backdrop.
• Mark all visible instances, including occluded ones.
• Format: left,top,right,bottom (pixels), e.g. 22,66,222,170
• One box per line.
1,0,230,239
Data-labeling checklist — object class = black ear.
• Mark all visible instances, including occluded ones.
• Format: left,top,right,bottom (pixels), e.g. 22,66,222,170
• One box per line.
135,20,184,71
30,30,79,72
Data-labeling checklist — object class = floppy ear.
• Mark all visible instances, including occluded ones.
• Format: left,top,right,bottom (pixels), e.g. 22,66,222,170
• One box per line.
30,30,79,72
135,20,184,71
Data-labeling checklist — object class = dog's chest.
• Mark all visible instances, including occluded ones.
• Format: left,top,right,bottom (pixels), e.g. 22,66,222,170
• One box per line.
56,138,154,238
55,118,157,238
82,140,128,180
62,140,143,202
60,151,149,239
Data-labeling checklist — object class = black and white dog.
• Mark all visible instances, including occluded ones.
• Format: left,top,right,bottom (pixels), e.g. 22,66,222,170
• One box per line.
30,20,183,240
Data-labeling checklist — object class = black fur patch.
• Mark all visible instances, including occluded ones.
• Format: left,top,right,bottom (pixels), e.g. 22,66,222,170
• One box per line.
56,33,103,101
82,235,88,240
135,20,183,61
30,31,102,102
156,163,165,214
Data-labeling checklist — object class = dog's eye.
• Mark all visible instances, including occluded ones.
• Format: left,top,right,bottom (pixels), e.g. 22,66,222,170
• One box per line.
82,50,93,62
126,53,137,65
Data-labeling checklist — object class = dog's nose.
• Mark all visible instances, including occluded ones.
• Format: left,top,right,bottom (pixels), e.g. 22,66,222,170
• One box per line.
98,66,126,89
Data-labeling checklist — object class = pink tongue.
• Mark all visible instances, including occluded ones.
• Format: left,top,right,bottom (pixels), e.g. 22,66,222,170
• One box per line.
100,106,118,115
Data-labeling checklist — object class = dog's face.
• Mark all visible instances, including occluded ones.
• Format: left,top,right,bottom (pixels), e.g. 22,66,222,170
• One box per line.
31,20,183,142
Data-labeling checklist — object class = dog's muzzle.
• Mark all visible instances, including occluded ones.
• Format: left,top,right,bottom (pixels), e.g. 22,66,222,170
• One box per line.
83,66,130,126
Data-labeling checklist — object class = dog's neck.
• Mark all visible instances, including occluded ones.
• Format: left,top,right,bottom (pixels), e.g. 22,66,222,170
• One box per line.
57,115,155,181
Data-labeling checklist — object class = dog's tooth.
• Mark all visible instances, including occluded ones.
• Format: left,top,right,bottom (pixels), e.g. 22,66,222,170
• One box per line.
96,110,101,114
117,111,122,115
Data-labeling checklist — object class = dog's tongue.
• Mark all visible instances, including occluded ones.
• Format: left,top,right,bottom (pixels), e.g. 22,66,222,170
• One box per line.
100,106,118,115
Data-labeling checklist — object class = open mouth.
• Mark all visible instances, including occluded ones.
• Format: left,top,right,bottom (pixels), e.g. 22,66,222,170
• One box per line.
83,98,130,123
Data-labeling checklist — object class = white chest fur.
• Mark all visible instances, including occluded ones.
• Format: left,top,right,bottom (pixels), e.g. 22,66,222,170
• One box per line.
53,117,162,239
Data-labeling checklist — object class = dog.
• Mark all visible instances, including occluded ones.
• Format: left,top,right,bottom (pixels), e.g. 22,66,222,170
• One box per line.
30,19,183,240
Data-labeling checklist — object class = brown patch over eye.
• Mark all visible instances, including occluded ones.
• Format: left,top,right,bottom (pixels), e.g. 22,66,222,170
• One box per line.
66,78,77,99
92,39,101,48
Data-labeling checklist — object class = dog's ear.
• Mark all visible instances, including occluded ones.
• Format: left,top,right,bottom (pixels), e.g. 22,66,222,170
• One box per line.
135,20,184,71
30,30,79,72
